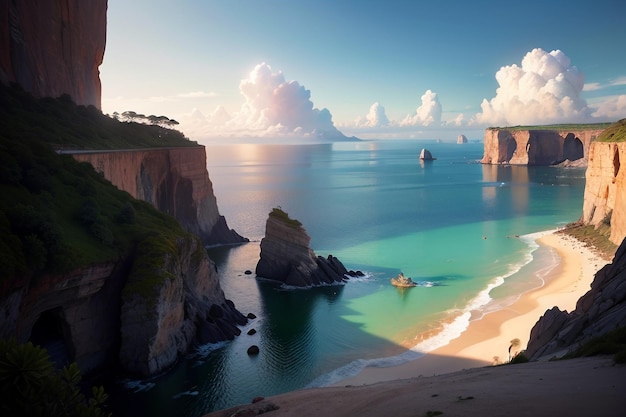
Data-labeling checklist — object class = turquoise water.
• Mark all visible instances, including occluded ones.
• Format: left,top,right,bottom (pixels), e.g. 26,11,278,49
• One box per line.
108,141,586,416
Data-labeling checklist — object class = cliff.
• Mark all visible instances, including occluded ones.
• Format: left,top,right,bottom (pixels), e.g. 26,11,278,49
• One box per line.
526,237,626,360
0,0,106,108
480,127,606,165
71,147,247,246
255,208,361,287
580,141,626,246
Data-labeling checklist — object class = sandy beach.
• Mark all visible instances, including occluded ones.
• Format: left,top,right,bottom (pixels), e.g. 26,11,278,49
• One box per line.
206,230,626,417
334,230,608,385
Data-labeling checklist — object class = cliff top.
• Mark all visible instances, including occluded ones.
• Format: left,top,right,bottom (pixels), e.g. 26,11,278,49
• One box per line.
269,207,303,228
596,118,626,142
0,85,198,150
486,122,613,132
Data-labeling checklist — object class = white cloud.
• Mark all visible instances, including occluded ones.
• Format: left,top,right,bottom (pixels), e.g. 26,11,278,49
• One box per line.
583,82,602,92
591,95,626,120
353,102,390,128
180,63,348,141
400,90,442,127
475,48,594,126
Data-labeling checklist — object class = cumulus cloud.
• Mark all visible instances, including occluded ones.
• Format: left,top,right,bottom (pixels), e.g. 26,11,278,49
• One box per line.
592,95,626,119
179,63,347,141
400,90,442,127
475,48,594,126
353,102,390,128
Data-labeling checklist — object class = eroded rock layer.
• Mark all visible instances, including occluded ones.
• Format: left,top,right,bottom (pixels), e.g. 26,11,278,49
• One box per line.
72,147,247,246
256,209,360,287
480,128,605,166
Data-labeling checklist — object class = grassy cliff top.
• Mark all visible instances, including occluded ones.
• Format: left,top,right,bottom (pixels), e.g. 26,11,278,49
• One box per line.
487,122,613,132
0,84,198,150
596,119,626,142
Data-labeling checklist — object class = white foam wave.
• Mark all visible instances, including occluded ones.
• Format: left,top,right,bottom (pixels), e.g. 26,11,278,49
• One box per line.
308,230,552,388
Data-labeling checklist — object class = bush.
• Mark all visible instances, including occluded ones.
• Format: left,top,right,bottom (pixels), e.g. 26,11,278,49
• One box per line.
0,339,110,417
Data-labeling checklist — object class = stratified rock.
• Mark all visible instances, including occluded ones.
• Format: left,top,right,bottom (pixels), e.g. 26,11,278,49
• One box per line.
72,148,247,246
0,0,107,108
255,208,359,287
526,237,626,360
457,134,468,144
480,127,605,166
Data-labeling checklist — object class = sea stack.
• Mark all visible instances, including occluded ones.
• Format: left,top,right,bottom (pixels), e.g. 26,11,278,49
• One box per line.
457,134,468,144
255,208,361,287
419,148,435,160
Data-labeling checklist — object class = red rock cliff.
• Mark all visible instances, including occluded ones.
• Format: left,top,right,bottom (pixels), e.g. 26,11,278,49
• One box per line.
0,0,106,108
481,128,605,166
71,147,247,245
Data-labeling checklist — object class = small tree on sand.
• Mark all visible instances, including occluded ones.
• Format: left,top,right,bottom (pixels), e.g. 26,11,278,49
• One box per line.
509,338,521,362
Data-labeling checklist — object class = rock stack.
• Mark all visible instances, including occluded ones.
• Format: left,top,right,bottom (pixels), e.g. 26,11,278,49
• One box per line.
255,208,362,287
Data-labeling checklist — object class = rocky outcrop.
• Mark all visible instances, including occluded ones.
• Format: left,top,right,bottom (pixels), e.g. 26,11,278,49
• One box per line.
526,237,626,360
580,141,626,246
71,147,247,246
0,0,106,108
480,128,606,165
457,134,468,144
119,235,246,376
255,208,361,287
419,148,435,160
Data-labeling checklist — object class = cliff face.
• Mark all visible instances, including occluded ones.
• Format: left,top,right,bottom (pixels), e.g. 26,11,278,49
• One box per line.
526,238,626,360
480,128,605,165
72,147,247,246
0,0,106,108
580,142,626,246
255,209,360,287
119,235,246,376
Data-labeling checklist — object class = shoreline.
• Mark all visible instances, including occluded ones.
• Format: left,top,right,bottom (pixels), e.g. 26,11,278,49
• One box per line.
332,229,608,386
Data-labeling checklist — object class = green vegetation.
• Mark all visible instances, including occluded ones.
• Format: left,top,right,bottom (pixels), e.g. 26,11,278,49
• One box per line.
564,326,626,363
559,222,617,261
0,339,109,416
596,118,626,142
269,206,303,228
0,84,197,150
487,122,613,131
0,83,195,302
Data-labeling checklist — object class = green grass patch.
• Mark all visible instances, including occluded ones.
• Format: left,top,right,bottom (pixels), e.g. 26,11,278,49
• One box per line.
564,326,626,363
596,119,626,143
269,207,303,228
487,122,613,132
558,222,618,261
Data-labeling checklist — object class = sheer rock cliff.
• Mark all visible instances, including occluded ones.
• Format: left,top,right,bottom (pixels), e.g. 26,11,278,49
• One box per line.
480,128,605,166
71,147,247,246
256,208,361,287
580,142,626,246
0,0,106,108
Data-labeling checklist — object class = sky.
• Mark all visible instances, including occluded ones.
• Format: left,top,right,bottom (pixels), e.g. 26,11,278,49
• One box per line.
100,0,626,143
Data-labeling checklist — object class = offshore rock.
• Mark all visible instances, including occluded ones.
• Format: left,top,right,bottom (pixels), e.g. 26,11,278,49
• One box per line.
457,134,468,144
72,147,247,246
0,0,107,108
419,148,435,161
255,208,360,287
480,127,606,166
526,237,626,360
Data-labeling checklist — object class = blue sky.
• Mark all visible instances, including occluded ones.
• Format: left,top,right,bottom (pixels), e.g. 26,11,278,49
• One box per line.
100,0,626,142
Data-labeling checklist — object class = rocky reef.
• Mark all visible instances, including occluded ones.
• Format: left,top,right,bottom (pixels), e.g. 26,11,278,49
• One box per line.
255,208,362,287
0,0,106,108
480,127,607,166
72,148,247,246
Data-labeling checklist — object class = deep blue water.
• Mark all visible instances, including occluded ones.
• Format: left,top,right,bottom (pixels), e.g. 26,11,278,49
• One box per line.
107,140,586,416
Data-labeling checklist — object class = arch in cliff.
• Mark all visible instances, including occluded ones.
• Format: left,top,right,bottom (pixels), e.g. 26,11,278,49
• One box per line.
506,137,517,162
563,133,584,161
29,308,73,369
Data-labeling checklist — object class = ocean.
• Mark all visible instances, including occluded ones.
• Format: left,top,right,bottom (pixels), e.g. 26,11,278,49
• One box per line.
107,140,586,416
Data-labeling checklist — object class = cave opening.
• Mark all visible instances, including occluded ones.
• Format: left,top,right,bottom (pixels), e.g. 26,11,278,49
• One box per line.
29,308,73,369
563,133,584,161
613,146,620,178
505,137,517,162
